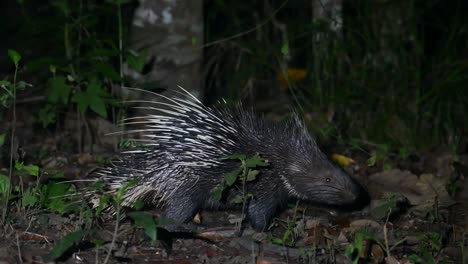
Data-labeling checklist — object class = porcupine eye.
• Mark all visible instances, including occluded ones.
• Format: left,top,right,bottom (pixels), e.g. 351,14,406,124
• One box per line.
325,177,331,182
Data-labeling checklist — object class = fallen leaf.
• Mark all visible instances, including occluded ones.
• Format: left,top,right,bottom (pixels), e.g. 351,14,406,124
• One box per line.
332,154,355,166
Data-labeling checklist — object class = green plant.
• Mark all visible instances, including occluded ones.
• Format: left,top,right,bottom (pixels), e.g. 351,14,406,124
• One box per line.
212,154,269,201
345,229,373,264
212,153,269,230
0,156,79,221
8,0,147,155
269,201,304,247
50,229,95,260
102,178,138,264
1,49,30,223
371,193,406,219
408,232,444,264
0,175,10,200
127,211,158,241
40,179,78,214
270,220,297,247
15,161,40,209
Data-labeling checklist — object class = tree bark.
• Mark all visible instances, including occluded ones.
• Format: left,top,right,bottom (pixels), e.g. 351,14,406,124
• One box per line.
129,0,204,98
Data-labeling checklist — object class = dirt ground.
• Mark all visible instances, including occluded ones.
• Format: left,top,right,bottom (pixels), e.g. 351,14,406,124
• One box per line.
0,111,467,264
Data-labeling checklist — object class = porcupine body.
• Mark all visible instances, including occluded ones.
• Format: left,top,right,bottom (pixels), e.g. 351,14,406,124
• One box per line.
96,88,365,231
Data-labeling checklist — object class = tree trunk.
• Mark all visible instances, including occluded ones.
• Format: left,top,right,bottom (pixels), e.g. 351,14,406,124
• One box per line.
129,0,204,98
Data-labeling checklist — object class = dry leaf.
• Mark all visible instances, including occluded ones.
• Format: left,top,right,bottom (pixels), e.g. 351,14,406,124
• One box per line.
332,153,355,166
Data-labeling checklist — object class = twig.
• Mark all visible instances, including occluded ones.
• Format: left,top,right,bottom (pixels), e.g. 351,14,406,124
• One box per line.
16,230,23,264
383,208,392,258
203,0,289,48
103,203,121,264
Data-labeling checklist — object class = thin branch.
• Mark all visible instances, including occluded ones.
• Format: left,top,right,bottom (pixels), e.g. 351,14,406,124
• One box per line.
203,0,289,48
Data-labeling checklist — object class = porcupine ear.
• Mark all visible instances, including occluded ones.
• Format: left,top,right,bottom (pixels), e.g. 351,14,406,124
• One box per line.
288,111,308,133
291,111,305,127
288,111,319,147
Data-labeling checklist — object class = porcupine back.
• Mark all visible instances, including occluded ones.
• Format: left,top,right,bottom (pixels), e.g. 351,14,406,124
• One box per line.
95,87,364,231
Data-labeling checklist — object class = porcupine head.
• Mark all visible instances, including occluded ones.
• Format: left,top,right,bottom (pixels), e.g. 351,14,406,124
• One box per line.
220,111,365,231
95,88,366,231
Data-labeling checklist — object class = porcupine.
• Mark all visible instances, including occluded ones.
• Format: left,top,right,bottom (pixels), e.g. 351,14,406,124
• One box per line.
94,87,365,231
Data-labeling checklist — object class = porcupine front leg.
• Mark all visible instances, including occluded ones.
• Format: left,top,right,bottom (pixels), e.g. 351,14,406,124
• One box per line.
161,191,203,232
247,194,279,231
244,170,288,231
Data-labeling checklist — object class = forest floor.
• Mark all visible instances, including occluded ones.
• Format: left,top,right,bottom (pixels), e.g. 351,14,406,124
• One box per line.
0,108,467,264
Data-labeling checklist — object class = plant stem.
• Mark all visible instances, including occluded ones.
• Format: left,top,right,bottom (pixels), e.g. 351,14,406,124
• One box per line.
116,1,125,150
103,203,120,264
2,61,18,223
238,160,248,234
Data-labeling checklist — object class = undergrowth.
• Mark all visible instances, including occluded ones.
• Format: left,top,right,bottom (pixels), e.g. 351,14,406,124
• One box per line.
204,0,468,156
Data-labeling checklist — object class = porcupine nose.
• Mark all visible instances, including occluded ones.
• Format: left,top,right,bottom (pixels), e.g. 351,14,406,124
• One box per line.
342,177,361,204
343,178,369,209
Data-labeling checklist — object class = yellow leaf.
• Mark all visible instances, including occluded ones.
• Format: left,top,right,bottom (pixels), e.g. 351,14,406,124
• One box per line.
332,154,355,167
277,67,307,89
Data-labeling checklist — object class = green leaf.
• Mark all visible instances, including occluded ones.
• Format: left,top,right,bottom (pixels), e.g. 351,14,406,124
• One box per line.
408,254,424,263
23,164,39,177
245,155,269,168
15,161,40,177
246,170,259,182
50,173,66,179
280,43,289,56
94,240,105,248
71,80,110,118
126,50,147,72
87,80,109,110
116,178,138,202
7,49,21,66
49,229,89,259
211,185,223,201
271,237,283,245
47,76,72,104
25,164,39,177
51,0,69,16
233,195,243,204
37,105,57,128
44,182,72,213
0,133,5,146
95,62,120,81
130,200,143,211
22,187,38,207
95,194,111,217
224,167,242,186
49,65,56,75
0,175,10,196
191,36,198,46
71,91,87,113
16,81,32,90
282,229,292,241
367,155,377,167
89,96,107,118
383,163,393,170
128,211,157,241
0,79,11,86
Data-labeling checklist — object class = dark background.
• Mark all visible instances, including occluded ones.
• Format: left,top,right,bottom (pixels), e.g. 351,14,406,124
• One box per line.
0,0,467,156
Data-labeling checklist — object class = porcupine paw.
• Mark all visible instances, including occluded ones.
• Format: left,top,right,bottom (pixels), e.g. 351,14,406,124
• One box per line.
247,200,277,231
161,200,201,233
